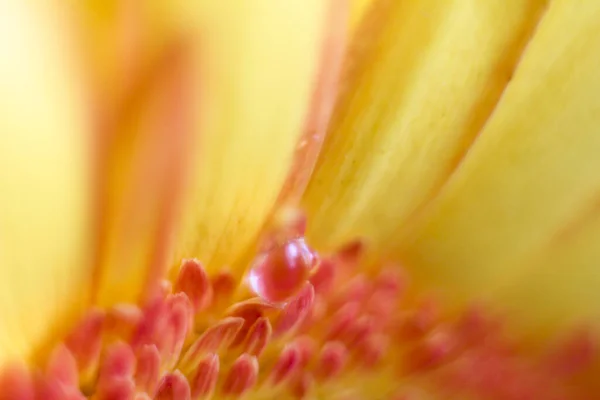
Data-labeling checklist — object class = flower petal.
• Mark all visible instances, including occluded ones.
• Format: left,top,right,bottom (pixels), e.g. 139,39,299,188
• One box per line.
0,2,90,364
401,1,600,303
92,41,194,306
274,0,348,207
302,0,546,253
493,209,600,335
169,1,330,274
350,0,374,28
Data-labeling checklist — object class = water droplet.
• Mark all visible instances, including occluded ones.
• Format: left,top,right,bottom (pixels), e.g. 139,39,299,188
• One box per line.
248,238,318,303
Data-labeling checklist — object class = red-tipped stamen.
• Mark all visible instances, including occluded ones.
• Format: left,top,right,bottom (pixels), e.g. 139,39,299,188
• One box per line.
242,317,272,357
65,308,105,374
135,345,160,394
154,370,191,400
274,283,315,337
178,317,244,372
315,341,348,381
269,346,302,386
221,354,259,396
174,259,213,313
189,353,219,399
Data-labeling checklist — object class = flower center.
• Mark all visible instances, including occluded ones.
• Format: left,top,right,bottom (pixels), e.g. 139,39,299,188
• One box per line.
0,221,598,399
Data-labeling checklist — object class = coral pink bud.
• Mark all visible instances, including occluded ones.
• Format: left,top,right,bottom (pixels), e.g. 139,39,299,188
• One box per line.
242,317,272,357
190,354,219,399
269,346,302,386
315,342,347,381
135,345,160,394
154,371,190,400
179,317,244,372
222,354,259,396
98,342,136,384
174,259,213,313
274,283,315,337
65,308,105,372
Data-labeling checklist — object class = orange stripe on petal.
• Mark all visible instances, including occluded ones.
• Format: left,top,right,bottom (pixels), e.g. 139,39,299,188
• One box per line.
93,42,196,306
275,0,349,206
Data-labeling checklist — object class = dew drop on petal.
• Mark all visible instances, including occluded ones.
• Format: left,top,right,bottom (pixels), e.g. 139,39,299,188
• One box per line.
248,237,318,303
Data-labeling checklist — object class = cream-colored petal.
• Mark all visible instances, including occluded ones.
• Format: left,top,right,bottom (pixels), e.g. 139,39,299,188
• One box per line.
0,2,90,364
492,208,600,336
400,0,600,305
167,1,329,276
302,0,546,256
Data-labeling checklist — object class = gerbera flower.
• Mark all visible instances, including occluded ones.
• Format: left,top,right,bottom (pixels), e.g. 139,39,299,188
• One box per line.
1,0,599,399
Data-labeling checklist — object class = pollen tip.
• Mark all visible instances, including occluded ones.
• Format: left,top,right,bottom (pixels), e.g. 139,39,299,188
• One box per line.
134,344,160,394
174,259,213,312
179,317,244,372
292,336,317,368
65,308,105,371
163,293,193,366
242,317,272,357
315,341,348,381
154,370,191,400
269,346,302,386
274,282,315,337
190,353,219,399
325,302,361,341
222,354,259,396
98,341,136,384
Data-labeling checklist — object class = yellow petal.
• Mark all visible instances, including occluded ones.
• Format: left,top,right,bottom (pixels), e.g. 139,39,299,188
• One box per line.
400,0,600,304
73,0,165,108
275,0,348,207
93,43,195,306
169,1,329,275
493,209,600,336
350,0,374,28
302,0,546,255
0,2,90,364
